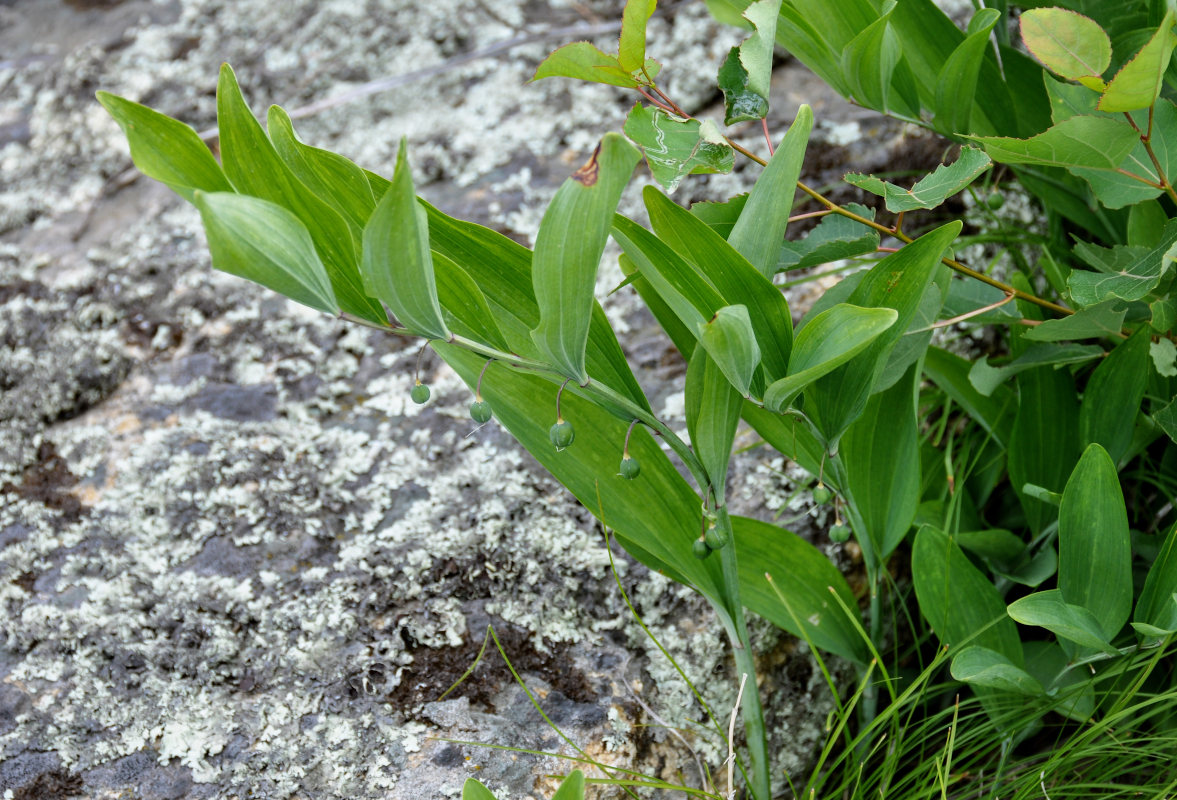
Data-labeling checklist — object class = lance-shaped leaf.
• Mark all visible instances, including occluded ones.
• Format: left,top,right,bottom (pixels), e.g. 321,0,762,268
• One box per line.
531,134,641,384
1020,8,1111,90
1080,328,1149,464
624,105,735,192
215,64,385,324
951,647,1044,696
267,105,376,238
1098,11,1177,112
763,304,897,412
97,92,232,202
618,0,655,72
913,526,1023,662
1023,299,1128,341
968,342,1103,397
738,515,870,665
729,104,813,277
923,346,1015,447
934,9,1001,134
845,146,991,212
1007,590,1117,653
193,192,338,315
777,203,879,271
462,778,497,800
1009,364,1081,534
1058,443,1131,640
1137,521,1177,632
686,350,743,500
361,141,449,340
805,222,960,450
967,116,1138,171
433,252,509,352
644,187,792,382
841,6,900,112
697,305,761,399
551,770,586,800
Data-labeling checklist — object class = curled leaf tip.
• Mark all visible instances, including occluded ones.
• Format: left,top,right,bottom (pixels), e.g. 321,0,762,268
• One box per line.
571,142,602,186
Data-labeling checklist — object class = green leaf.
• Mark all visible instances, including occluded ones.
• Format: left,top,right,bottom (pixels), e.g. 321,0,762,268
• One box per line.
1058,443,1132,641
1080,328,1149,463
360,141,449,340
532,42,638,87
624,105,735,192
462,778,498,800
729,105,813,277
686,350,744,499
956,529,1026,565
1151,338,1177,377
763,304,897,412
267,105,376,238
96,91,232,202
805,222,960,450
998,544,1058,588
967,116,1139,171
1137,521,1177,632
1155,394,1177,440
1023,299,1128,341
923,346,1015,448
1068,221,1177,304
1008,364,1081,534
689,194,748,239
1020,8,1112,88
1098,11,1177,112
718,47,769,124
1007,590,1117,653
551,770,586,800
192,192,338,315
912,526,1023,662
777,204,879,271
934,9,1001,133
697,305,761,398
844,146,992,212
840,362,921,561
433,252,510,352
532,134,641,384
736,515,870,664
968,343,1104,397
951,646,1044,696
1151,296,1177,333
1129,200,1168,247
841,6,900,112
618,0,656,72
1023,641,1095,721
215,64,386,324
737,0,782,102
644,187,793,382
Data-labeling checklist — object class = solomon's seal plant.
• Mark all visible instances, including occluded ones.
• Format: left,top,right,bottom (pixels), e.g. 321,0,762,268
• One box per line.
101,0,1177,796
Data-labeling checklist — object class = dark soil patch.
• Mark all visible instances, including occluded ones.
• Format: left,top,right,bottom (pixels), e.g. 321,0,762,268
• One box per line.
0,440,86,520
11,769,84,800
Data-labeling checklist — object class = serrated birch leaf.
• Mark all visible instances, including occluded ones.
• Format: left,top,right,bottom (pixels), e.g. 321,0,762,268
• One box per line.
1098,11,1177,112
968,116,1138,171
845,146,992,212
1023,299,1128,341
763,304,897,412
618,0,656,72
697,305,761,398
97,91,232,202
729,104,813,277
1020,8,1111,86
215,64,385,324
1007,590,1117,653
718,46,769,124
1059,443,1131,640
777,204,878,271
531,134,641,383
968,343,1103,397
737,0,782,102
194,192,338,315
361,140,449,339
624,105,734,192
532,42,637,87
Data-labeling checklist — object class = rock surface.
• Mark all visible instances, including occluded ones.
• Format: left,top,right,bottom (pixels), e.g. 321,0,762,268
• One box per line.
0,1,945,798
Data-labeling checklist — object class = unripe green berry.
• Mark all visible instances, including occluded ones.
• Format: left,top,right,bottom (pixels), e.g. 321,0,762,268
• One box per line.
410,383,430,404
549,419,575,450
985,191,1004,210
693,538,711,559
704,524,728,550
470,399,493,424
619,456,641,480
829,524,852,543
812,484,833,505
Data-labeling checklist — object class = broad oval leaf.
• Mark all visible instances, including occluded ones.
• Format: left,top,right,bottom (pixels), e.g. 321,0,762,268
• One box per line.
193,191,338,315
1058,443,1131,640
950,646,1044,696
763,303,897,412
967,116,1139,171
697,305,761,398
531,134,641,384
1098,11,1177,112
532,41,638,87
361,140,450,340
1020,8,1111,86
97,91,232,202
1007,590,1117,653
